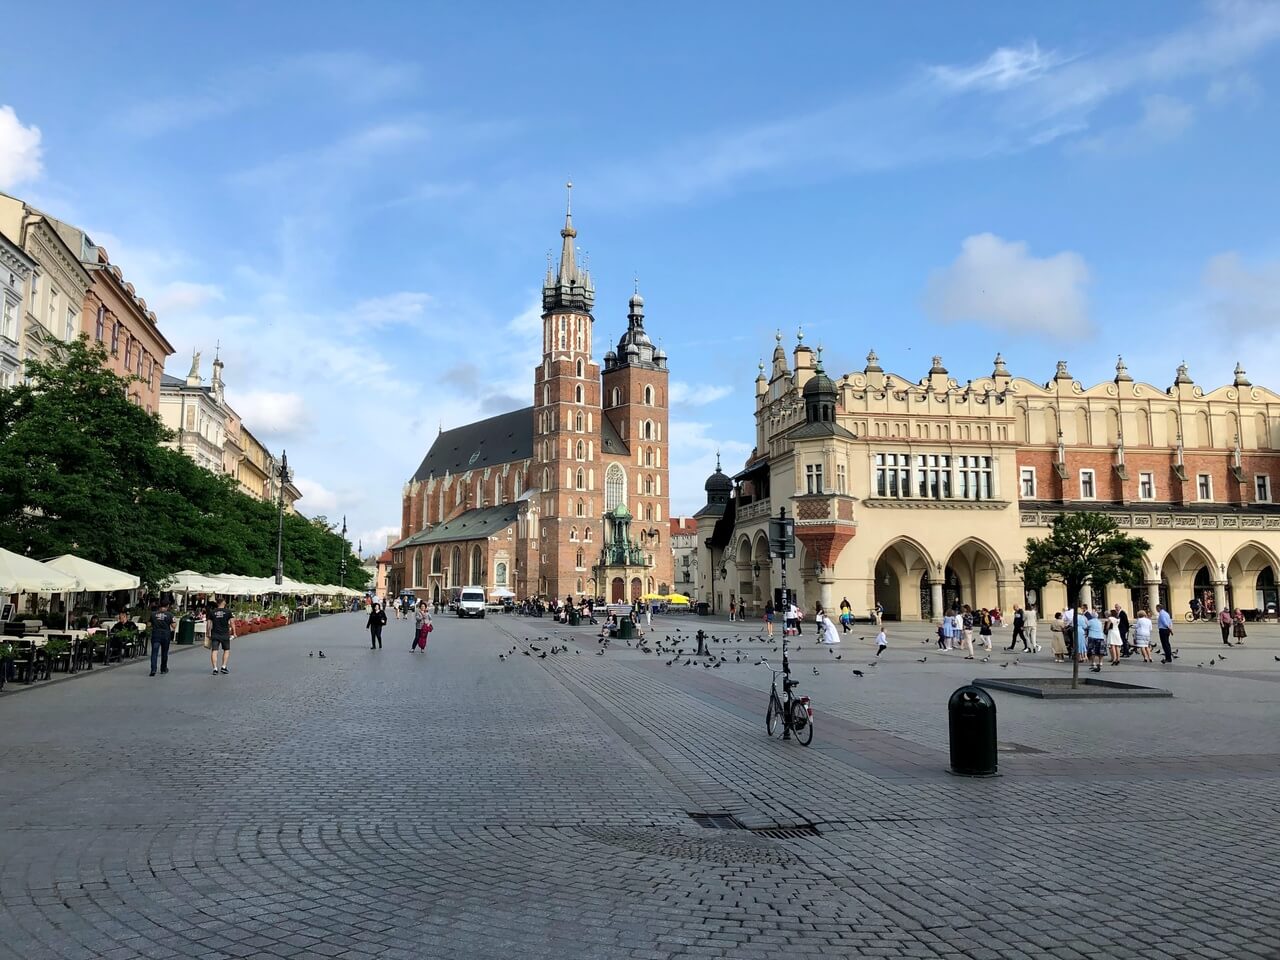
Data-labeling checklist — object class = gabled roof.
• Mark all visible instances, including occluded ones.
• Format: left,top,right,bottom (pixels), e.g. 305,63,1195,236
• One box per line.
394,502,521,549
787,420,857,441
600,413,628,456
412,407,533,481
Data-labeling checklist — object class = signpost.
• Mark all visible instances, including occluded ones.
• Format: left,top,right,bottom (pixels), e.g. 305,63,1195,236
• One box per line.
769,507,796,738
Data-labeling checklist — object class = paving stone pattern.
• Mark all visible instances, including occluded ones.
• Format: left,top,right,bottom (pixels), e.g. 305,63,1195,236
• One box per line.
1,612,1277,959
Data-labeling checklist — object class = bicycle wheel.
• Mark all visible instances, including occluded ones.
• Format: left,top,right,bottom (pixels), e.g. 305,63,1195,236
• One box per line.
766,698,781,737
1184,611,1195,622
790,700,813,746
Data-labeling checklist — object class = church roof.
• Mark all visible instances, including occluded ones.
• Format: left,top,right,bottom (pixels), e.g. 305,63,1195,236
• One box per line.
412,407,533,481
394,502,521,548
600,414,628,456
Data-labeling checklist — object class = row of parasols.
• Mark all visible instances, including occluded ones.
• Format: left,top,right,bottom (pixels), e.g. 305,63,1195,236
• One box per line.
1,546,365,600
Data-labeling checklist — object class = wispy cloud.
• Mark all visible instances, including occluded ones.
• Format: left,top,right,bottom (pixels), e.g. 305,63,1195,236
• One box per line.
1203,250,1280,334
924,233,1091,339
232,390,310,438
928,41,1066,92
592,0,1280,205
1074,94,1196,153
0,105,43,189
120,51,423,137
670,381,733,407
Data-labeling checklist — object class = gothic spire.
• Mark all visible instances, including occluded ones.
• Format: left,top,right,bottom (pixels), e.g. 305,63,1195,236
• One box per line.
542,180,595,314
557,180,578,284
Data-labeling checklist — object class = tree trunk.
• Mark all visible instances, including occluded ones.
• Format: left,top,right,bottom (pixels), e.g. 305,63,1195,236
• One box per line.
1068,578,1083,690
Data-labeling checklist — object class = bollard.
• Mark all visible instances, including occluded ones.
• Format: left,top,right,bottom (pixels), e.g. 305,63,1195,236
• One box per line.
695,629,708,657
947,685,998,776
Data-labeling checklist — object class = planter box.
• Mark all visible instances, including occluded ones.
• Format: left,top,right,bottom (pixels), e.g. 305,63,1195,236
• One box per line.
974,676,1173,699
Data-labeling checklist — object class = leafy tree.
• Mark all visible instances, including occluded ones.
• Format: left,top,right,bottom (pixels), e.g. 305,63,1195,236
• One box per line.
0,335,370,592
1020,512,1150,688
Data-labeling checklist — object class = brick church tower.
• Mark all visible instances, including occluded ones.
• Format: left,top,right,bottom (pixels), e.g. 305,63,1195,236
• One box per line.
533,184,604,600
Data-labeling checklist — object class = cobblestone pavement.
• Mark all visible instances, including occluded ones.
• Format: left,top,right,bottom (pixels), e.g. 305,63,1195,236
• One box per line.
1,612,1278,959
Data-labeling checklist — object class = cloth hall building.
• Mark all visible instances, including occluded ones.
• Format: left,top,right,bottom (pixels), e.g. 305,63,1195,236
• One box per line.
390,195,673,605
695,333,1280,622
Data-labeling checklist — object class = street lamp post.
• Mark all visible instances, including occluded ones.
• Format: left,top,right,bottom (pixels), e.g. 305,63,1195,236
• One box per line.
339,515,348,590
274,450,290,586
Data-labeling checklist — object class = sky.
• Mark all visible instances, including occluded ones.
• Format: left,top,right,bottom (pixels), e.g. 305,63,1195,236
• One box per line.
3,0,1280,554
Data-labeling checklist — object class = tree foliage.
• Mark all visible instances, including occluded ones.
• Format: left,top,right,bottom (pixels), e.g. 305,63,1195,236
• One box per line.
1020,512,1150,606
0,336,368,590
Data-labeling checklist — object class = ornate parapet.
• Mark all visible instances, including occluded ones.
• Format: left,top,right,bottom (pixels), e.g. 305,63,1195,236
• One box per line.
1019,508,1280,531
790,493,857,569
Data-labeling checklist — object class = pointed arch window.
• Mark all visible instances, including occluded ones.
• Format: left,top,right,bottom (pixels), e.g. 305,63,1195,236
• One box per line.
644,474,654,495
471,546,483,584
575,384,584,404
643,420,653,440
585,528,593,542
413,550,423,586
611,387,621,407
558,317,567,350
576,439,585,460
644,447,653,467
605,463,626,511
575,549,584,569
575,411,583,432
577,498,585,517
431,548,442,574
644,385,653,405
542,468,551,491
576,468,585,490
576,358,584,378
570,526,578,541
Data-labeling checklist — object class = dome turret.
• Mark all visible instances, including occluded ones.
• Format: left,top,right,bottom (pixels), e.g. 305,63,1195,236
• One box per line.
704,452,732,506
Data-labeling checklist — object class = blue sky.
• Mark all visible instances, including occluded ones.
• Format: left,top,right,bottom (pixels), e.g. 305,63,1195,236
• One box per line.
3,0,1280,552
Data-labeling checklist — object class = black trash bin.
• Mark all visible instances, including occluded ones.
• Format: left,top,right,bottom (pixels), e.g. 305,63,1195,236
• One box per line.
947,685,998,776
695,602,710,616
176,615,195,646
569,609,580,627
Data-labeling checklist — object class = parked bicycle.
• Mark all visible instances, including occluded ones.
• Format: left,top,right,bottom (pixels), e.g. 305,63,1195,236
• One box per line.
1185,607,1215,622
758,656,813,746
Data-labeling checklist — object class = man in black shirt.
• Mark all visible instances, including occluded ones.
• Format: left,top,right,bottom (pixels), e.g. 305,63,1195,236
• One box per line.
150,601,175,676
208,598,236,675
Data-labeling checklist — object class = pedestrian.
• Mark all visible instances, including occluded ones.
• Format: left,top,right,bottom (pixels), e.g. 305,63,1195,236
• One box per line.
959,609,976,657
367,602,386,650
1232,608,1248,645
952,608,964,651
976,609,991,655
786,601,799,637
149,600,175,677
819,612,840,645
1218,607,1233,646
1155,604,1174,664
1049,612,1066,662
814,603,826,638
764,600,775,638
1106,610,1123,665
1008,605,1028,651
875,626,888,657
729,596,736,622
1133,609,1154,662
1086,611,1106,672
1116,604,1131,657
208,597,235,676
413,602,432,652
1025,602,1039,652
839,596,852,633
961,606,975,652
874,601,884,628
939,610,953,650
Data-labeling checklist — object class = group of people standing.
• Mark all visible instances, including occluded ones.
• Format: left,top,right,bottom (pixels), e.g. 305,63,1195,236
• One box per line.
936,605,1019,659
1049,602,1248,670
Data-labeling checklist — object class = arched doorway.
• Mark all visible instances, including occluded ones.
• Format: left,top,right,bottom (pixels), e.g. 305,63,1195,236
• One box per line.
1227,542,1279,616
943,539,1001,611
630,577,642,602
874,538,933,621
1160,541,1217,617
942,566,962,613
1257,567,1278,616
751,534,772,616
611,577,624,603
431,583,440,604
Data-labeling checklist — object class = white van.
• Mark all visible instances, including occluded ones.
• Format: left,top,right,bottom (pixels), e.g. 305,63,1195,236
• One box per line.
457,586,487,619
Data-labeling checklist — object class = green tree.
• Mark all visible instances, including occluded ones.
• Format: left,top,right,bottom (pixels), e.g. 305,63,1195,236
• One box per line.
0,334,370,592
1019,512,1150,688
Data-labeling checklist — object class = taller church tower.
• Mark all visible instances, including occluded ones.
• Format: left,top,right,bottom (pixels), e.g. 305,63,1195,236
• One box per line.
533,183,603,600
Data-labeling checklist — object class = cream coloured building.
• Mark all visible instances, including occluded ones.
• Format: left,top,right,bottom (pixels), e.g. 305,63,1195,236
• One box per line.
696,332,1280,622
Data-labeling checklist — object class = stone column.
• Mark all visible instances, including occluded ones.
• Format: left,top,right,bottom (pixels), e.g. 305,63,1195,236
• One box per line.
1144,581,1161,616
930,580,944,623
818,575,834,616
1213,580,1228,615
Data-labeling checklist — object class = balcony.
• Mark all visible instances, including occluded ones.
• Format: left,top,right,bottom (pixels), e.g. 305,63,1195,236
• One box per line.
736,499,772,524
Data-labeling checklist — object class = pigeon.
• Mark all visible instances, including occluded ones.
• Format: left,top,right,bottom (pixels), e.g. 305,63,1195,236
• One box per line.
523,650,531,656
666,659,674,666
596,650,605,656
713,661,721,668
852,669,864,677
684,659,692,666
1275,656,1280,662
1000,662,1010,669
1209,658,1215,666
1197,663,1204,668
1012,659,1020,666
539,652,547,659
835,654,842,660
318,651,326,659
812,667,820,676
308,652,313,658
1218,653,1227,661
917,657,927,663
498,654,506,661
980,656,991,663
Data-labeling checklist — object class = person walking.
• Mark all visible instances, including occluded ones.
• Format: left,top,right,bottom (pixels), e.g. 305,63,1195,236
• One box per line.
412,602,432,653
367,602,387,650
819,612,840,646
1155,604,1174,664
1116,604,1131,657
208,598,235,675
1025,602,1039,652
874,602,884,628
1105,610,1123,666
874,625,888,657
764,600,775,638
977,608,992,654
939,609,953,650
962,606,976,652
1049,612,1066,662
728,596,737,622
1008,605,1029,652
149,600,175,677
1218,607,1233,646
1232,608,1248,645
1133,609,1154,662
1086,610,1106,672
958,610,976,657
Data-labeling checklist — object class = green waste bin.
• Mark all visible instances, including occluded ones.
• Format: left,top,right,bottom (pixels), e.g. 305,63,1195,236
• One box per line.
948,685,998,776
569,609,580,626
176,615,195,646
617,618,635,640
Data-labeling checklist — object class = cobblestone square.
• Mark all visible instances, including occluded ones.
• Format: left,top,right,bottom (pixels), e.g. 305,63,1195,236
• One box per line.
2,612,1278,959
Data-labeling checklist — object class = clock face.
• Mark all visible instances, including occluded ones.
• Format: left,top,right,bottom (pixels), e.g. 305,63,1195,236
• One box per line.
468,450,480,467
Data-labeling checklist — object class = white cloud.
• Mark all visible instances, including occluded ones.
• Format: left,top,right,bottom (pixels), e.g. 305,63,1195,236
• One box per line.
1206,72,1262,105
670,381,733,407
1204,251,1280,333
0,105,43,189
1075,94,1195,152
150,280,224,315
356,524,402,555
350,291,433,330
928,41,1065,92
293,476,338,514
667,420,754,516
924,233,1091,338
231,390,310,438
